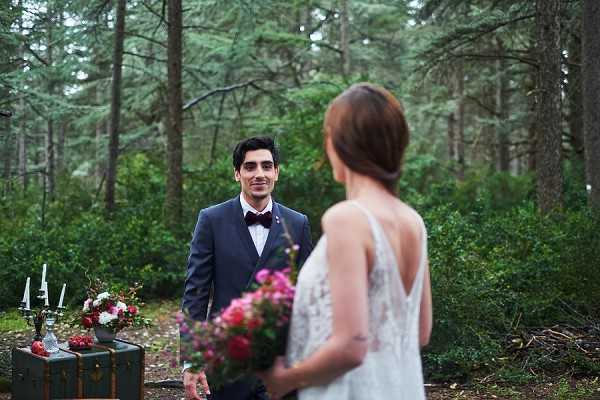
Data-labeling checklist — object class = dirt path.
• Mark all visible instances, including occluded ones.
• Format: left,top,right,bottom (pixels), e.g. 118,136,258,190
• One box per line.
1,300,599,399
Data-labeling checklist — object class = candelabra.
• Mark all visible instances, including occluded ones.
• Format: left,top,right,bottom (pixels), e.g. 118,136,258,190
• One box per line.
18,288,65,353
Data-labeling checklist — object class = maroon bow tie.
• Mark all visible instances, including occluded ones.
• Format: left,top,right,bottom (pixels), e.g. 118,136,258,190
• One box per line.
244,211,273,229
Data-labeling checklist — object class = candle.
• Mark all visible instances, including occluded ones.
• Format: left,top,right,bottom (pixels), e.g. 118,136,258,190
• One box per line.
26,285,30,309
41,264,47,288
42,281,49,306
21,277,30,304
58,283,66,308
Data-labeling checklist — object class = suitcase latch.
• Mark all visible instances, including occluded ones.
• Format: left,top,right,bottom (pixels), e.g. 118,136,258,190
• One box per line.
90,362,103,382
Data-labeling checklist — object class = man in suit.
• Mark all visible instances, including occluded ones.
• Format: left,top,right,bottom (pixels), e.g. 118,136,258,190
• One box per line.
182,136,313,400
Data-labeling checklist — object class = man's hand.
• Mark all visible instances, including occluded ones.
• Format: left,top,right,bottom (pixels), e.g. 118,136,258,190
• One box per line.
183,369,211,400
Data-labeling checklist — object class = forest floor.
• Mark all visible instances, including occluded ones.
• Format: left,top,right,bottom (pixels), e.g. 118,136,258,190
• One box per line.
1,299,599,400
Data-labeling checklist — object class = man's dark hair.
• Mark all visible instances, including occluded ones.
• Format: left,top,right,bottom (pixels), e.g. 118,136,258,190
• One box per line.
232,136,280,171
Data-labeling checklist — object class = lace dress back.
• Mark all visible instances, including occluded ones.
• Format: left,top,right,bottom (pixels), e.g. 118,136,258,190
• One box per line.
286,201,427,399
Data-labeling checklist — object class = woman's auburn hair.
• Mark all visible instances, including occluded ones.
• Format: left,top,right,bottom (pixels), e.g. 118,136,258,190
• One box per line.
325,82,410,193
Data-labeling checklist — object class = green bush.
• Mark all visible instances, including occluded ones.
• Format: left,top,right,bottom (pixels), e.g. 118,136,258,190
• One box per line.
423,203,600,381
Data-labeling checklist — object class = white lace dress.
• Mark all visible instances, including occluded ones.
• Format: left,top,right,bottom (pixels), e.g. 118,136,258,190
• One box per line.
286,202,427,399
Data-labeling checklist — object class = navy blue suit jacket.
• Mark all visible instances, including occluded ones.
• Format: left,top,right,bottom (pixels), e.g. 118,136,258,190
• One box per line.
182,196,312,400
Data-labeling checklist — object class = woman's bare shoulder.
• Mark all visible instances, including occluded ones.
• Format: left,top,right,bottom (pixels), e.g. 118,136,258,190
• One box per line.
321,201,368,234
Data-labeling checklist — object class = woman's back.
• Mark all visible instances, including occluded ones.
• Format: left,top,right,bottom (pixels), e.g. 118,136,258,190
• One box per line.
287,198,428,399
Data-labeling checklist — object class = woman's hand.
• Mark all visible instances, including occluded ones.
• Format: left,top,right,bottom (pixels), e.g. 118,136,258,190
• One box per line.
256,356,295,400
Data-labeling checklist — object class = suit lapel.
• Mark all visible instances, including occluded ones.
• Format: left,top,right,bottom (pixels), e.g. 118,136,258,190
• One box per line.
257,201,283,267
231,196,259,265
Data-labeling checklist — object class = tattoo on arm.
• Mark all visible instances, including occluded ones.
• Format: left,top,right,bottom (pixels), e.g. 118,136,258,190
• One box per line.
352,334,368,342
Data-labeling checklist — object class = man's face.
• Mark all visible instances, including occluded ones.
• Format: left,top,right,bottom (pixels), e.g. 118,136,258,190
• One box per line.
235,149,279,203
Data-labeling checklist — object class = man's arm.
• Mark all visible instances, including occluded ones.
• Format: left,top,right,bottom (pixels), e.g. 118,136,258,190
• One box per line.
181,209,215,399
182,210,215,322
297,215,313,267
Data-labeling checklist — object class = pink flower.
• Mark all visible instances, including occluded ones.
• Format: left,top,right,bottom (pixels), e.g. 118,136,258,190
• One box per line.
255,269,270,284
180,323,190,334
203,349,215,361
222,305,245,327
127,305,138,315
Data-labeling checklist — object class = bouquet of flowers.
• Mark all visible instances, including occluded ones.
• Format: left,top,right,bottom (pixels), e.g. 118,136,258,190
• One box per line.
77,281,149,333
179,245,299,390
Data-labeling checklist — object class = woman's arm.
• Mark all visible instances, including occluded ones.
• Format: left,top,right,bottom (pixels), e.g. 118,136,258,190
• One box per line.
419,259,432,347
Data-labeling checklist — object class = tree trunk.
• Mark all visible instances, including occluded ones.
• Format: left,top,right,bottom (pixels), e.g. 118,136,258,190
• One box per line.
447,112,456,162
46,6,55,201
18,0,27,190
456,62,466,180
535,0,563,213
567,17,584,159
55,7,65,175
210,93,226,164
340,0,350,78
583,0,600,207
2,117,12,194
57,122,66,173
496,39,511,172
105,0,127,213
18,100,27,190
95,84,106,186
165,0,183,232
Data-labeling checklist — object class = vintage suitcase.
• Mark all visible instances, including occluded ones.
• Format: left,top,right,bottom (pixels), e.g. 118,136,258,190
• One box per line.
12,339,144,400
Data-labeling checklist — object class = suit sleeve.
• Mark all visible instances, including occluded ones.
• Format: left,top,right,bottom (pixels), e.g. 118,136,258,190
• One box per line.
297,214,313,267
182,209,214,322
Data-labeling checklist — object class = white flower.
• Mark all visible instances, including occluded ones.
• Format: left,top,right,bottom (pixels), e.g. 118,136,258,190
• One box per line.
93,299,101,307
116,301,127,311
98,311,118,325
82,299,92,312
97,292,110,301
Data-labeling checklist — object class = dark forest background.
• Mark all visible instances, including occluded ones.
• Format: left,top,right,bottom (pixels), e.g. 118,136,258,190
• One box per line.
1,0,599,383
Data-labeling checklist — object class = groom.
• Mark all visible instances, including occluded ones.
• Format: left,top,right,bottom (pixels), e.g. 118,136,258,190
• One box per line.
182,136,313,400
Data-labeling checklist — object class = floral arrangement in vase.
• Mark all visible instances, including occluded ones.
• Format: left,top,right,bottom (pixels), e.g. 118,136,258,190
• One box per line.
76,280,149,342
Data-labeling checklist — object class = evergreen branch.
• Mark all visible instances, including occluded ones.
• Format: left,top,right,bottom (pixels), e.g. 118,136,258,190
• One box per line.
25,45,48,66
123,51,168,63
465,95,499,117
183,79,263,111
450,51,538,67
126,31,167,48
442,13,535,55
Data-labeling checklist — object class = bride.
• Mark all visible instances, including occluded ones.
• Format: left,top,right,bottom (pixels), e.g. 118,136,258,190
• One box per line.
258,83,433,399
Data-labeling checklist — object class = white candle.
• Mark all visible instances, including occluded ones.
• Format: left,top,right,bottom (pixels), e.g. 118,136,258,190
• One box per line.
21,277,30,304
58,283,66,308
26,286,30,309
42,281,49,306
41,264,47,288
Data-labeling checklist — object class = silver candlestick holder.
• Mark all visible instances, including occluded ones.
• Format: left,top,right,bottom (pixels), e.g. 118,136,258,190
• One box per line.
42,307,65,354
18,288,65,349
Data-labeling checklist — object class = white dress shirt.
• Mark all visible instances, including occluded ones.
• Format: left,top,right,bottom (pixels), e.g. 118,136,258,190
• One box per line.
239,194,272,256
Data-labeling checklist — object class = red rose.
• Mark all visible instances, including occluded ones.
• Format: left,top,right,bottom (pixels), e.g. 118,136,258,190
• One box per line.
127,305,138,315
82,316,93,329
223,306,245,327
227,335,251,361
247,317,262,331
91,311,100,324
